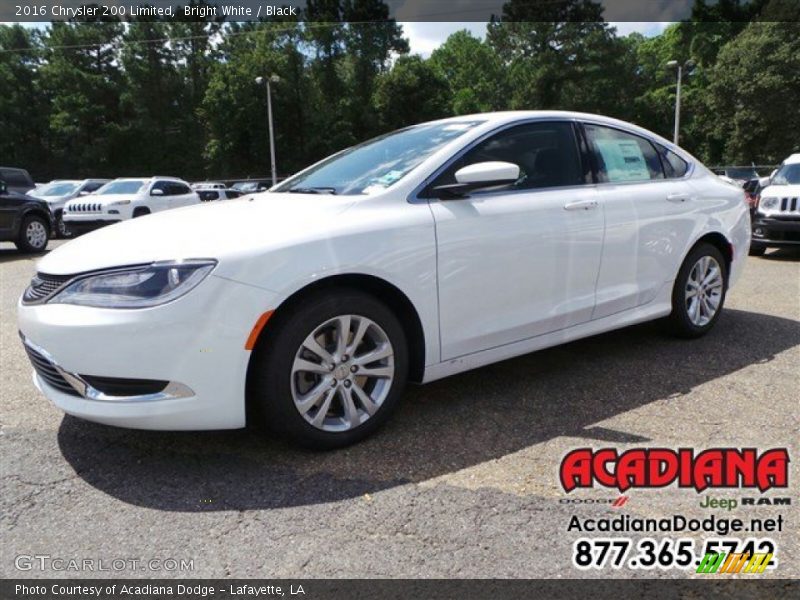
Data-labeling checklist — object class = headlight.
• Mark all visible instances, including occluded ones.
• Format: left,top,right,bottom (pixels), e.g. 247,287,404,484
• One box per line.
50,260,216,308
759,197,779,210
108,199,131,206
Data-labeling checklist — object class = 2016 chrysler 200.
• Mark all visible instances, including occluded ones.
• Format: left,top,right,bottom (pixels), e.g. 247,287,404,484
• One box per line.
18,112,750,448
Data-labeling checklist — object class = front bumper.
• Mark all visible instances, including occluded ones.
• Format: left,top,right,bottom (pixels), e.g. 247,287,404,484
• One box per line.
63,219,120,235
17,275,277,430
751,215,800,247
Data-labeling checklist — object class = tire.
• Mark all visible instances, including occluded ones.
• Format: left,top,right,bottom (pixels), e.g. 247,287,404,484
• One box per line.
55,211,73,239
667,242,727,338
249,289,409,449
132,207,150,218
748,244,767,257
14,215,50,253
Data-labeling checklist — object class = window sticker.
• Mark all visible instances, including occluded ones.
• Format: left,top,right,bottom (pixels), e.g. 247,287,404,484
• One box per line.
595,139,649,182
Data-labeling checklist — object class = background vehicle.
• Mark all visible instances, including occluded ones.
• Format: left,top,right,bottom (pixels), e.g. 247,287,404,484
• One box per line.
0,179,52,252
715,166,759,185
192,182,226,190
63,177,199,235
750,153,800,256
231,180,270,193
197,189,243,202
27,179,110,238
18,112,749,449
0,167,36,194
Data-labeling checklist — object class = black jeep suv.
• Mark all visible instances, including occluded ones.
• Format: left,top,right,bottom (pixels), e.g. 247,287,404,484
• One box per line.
0,179,53,253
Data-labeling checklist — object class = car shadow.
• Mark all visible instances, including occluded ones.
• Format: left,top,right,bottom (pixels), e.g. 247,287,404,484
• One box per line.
761,247,800,261
57,308,800,512
0,245,52,265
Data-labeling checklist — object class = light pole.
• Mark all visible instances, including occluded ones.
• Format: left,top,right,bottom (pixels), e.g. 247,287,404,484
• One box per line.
255,74,280,187
666,59,695,146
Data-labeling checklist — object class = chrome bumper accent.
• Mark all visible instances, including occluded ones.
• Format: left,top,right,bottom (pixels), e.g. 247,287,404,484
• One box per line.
22,335,194,402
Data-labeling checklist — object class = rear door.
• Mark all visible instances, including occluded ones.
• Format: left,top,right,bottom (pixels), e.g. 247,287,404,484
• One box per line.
581,123,698,319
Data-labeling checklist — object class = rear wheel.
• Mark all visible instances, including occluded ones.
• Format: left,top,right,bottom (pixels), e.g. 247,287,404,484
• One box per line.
15,215,49,253
667,243,727,338
249,289,408,449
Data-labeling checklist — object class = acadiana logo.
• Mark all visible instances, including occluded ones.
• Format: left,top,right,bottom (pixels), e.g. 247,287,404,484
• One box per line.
559,448,789,493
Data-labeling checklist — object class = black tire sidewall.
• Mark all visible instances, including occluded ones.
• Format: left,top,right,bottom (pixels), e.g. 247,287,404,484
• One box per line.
251,290,409,449
56,212,72,238
16,215,49,253
669,243,728,338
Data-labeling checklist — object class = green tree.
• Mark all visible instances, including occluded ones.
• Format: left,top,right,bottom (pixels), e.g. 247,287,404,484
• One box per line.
0,25,48,177
373,55,449,130
705,22,800,164
429,30,505,114
38,21,125,178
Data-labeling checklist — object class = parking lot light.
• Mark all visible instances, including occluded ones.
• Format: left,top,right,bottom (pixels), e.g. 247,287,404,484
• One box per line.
666,59,695,146
255,75,281,187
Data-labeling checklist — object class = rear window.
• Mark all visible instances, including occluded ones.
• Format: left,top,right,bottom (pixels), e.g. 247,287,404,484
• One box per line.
658,147,690,178
585,125,664,183
1,168,32,187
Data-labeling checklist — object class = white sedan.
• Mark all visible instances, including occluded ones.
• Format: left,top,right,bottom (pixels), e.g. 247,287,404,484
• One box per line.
18,111,750,448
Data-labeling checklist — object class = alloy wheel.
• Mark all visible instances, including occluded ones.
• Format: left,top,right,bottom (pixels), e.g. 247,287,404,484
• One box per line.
290,314,394,432
685,255,723,327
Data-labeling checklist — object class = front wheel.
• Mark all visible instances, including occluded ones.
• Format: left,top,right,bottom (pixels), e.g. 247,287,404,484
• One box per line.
249,290,408,449
15,215,50,253
667,243,727,338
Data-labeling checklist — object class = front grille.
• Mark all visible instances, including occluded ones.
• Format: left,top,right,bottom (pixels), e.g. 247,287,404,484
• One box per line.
777,197,800,214
68,203,102,213
23,344,81,397
22,272,73,303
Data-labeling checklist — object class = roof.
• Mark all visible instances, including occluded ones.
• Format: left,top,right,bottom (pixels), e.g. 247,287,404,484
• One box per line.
783,153,800,165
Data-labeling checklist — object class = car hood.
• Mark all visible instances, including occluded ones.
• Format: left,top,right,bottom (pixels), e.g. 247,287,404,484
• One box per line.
38,193,357,276
29,194,70,203
760,184,800,197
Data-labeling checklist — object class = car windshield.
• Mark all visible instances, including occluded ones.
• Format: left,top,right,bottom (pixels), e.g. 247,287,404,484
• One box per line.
274,120,485,196
95,180,147,195
31,182,80,196
726,168,758,180
771,164,800,185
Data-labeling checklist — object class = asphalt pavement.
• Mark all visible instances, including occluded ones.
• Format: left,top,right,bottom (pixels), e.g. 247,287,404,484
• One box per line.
1,240,798,579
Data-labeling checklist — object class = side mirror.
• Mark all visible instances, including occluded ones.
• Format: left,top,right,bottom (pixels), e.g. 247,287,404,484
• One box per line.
433,161,520,198
151,188,164,196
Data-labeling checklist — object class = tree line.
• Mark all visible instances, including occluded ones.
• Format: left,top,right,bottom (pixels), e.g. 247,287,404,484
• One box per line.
1,0,798,182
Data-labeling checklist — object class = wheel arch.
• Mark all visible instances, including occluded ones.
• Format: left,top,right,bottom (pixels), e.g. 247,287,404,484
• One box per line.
247,273,427,385
690,231,733,284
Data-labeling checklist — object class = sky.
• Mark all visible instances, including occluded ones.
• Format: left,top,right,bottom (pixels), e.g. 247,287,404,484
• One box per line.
8,21,671,57
401,22,671,57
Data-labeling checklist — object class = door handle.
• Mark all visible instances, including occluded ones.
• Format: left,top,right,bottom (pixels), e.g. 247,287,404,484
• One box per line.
667,193,690,203
564,199,599,211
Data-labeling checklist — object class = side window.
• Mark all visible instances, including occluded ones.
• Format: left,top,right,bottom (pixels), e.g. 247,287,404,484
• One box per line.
428,121,584,194
82,181,104,193
657,145,689,178
584,124,664,183
150,181,170,196
169,183,191,196
2,169,29,187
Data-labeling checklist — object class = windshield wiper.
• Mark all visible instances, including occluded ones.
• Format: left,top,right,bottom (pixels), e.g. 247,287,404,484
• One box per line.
287,186,337,195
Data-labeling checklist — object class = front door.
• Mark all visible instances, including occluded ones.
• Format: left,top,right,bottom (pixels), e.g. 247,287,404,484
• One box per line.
427,121,605,360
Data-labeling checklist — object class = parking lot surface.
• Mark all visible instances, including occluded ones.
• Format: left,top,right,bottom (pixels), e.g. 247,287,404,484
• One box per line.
1,240,798,578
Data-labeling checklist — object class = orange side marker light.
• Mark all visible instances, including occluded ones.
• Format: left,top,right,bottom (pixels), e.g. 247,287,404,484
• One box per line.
245,311,274,350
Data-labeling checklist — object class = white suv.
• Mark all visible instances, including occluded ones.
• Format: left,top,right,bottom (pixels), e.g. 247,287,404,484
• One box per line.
63,177,199,235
